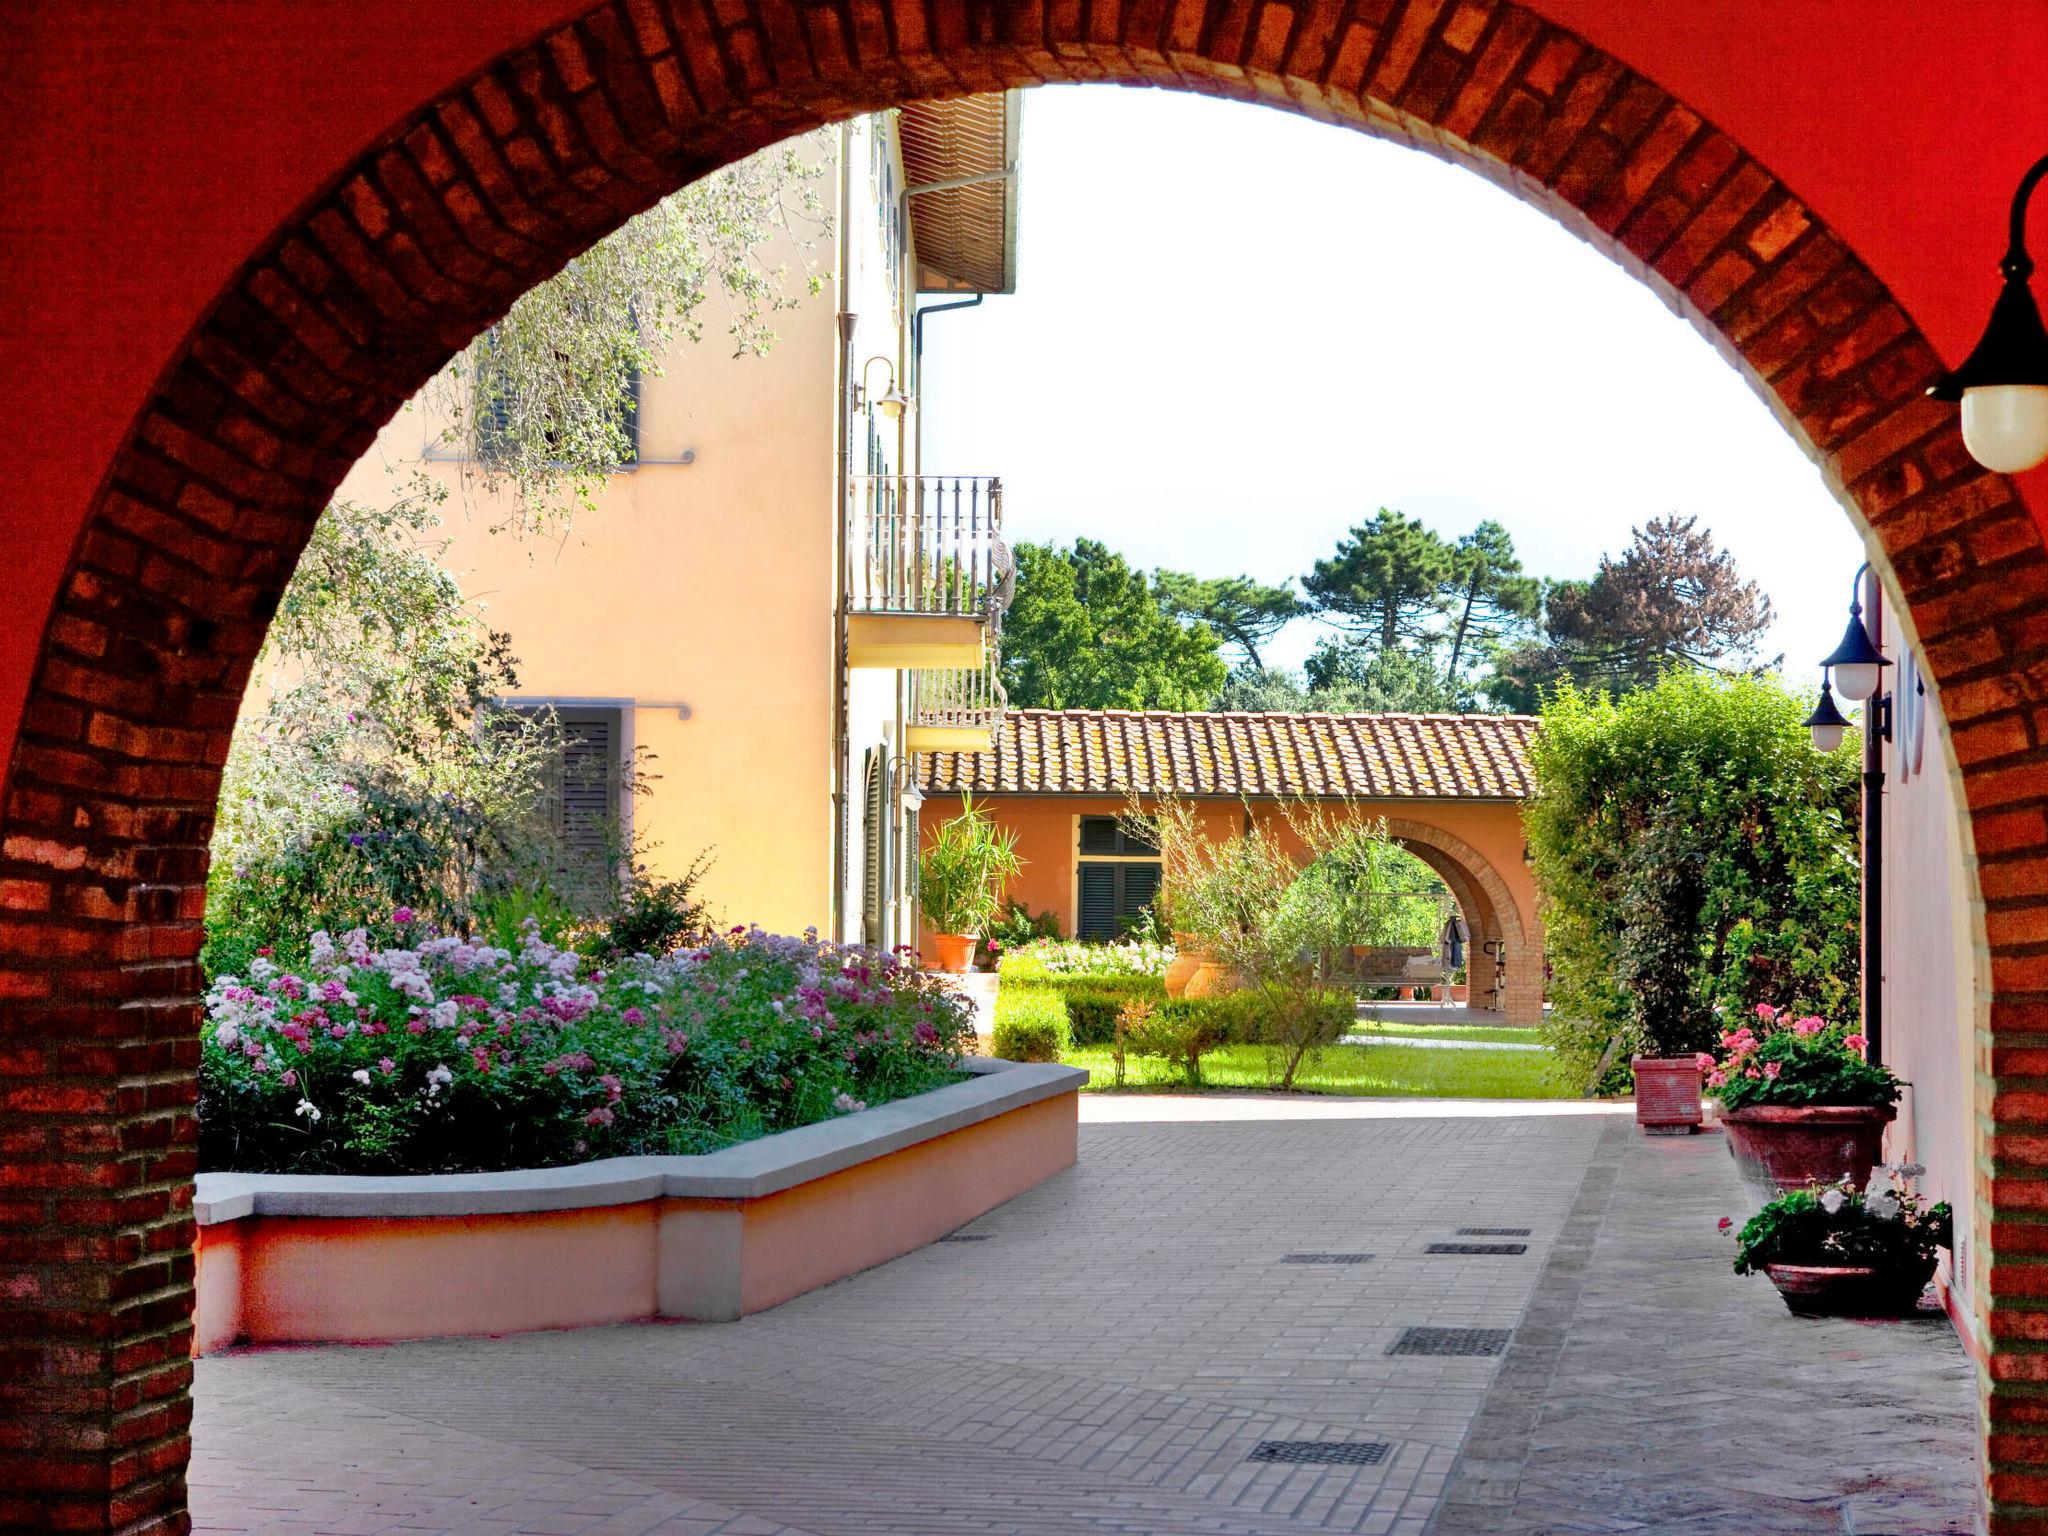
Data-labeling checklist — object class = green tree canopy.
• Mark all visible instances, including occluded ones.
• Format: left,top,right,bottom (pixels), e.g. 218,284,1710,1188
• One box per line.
1151,570,1304,671
1442,519,1541,693
1301,509,1455,655
1001,539,1228,709
1488,515,1773,708
1524,670,1859,1081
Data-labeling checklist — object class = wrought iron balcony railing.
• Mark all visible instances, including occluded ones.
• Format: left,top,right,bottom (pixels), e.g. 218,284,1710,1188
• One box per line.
850,475,1011,621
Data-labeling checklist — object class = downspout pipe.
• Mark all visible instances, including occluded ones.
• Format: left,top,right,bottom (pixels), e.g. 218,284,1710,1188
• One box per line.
829,122,855,942
911,294,983,472
1863,566,1885,1065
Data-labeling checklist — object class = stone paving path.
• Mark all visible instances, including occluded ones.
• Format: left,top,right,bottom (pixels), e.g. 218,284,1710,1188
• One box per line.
189,1101,1979,1536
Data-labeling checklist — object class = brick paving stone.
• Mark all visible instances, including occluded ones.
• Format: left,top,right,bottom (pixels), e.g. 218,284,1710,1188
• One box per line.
190,1101,1978,1536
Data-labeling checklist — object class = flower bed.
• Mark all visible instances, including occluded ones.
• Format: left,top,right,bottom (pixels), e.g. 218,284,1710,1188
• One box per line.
201,920,973,1174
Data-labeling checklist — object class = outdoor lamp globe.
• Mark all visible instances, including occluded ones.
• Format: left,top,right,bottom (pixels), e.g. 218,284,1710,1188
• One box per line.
1804,681,1852,754
1820,606,1889,704
1961,383,2048,473
875,387,910,422
1929,153,2048,474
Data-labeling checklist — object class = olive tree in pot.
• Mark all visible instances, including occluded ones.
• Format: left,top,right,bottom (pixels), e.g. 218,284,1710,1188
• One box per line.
917,795,1023,974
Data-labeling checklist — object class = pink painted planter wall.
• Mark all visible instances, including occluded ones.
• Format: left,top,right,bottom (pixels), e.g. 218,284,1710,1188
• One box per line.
193,1064,1081,1353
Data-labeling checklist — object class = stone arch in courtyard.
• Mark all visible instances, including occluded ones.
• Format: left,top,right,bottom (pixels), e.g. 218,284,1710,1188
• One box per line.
7,2,2048,1529
1380,816,1538,1023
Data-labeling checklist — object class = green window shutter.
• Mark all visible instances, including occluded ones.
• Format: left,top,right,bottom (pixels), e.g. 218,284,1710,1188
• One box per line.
1123,863,1162,916
1078,863,1117,939
1080,815,1157,857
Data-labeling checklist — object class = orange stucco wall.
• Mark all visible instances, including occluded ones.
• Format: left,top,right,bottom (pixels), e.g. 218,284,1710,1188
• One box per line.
928,796,1538,947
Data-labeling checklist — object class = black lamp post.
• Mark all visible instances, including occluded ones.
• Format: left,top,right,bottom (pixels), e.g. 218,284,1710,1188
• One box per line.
1807,563,1892,1064
1928,151,2048,474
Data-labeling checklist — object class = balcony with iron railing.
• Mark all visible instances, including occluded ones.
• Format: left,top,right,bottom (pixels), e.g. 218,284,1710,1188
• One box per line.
907,653,1007,754
847,475,1011,669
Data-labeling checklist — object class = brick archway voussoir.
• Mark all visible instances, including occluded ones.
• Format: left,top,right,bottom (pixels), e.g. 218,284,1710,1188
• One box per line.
9,0,2048,1528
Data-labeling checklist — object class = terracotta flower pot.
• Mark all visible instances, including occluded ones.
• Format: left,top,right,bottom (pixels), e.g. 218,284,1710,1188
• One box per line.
1632,1056,1704,1135
1450,983,1469,1002
1398,986,1415,1001
1163,935,1203,1000
1763,1260,1934,1318
1182,956,1238,1000
931,932,978,974
1721,1103,1897,1203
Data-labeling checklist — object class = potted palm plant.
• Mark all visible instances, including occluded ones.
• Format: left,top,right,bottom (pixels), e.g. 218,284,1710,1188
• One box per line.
1707,1004,1901,1200
1725,1162,1949,1316
917,795,1022,974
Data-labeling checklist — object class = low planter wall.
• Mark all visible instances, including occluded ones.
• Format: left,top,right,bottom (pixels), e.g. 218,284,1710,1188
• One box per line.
193,1057,1084,1354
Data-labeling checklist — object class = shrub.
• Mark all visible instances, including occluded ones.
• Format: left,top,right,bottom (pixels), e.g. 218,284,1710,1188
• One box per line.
1214,983,1356,1089
198,921,971,1174
1124,997,1228,1086
992,989,1070,1063
581,854,717,961
1525,672,1859,1076
988,899,1062,947
997,964,1167,1046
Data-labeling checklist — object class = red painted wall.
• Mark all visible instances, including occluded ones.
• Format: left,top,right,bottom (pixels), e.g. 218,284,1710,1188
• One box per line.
3,0,2045,779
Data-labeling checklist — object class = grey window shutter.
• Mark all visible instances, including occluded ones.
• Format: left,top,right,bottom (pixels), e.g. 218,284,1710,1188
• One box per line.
862,751,885,947
558,715,616,860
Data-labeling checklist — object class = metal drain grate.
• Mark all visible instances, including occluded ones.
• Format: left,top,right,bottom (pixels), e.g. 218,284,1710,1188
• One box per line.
1248,1440,1392,1466
938,1233,990,1242
1387,1326,1513,1357
1426,1242,1529,1256
1457,1226,1532,1237
1279,1252,1373,1265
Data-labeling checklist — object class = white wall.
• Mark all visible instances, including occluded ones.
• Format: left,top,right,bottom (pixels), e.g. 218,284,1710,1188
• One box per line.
1875,584,1982,1341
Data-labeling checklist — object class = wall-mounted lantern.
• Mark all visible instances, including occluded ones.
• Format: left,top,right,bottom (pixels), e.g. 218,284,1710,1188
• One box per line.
856,355,910,421
1928,152,2048,474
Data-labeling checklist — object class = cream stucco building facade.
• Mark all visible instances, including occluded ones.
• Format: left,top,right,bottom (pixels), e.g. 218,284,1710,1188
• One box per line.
325,98,1023,948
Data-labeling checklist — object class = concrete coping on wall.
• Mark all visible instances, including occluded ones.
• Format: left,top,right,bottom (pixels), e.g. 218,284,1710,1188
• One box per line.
193,1056,1086,1224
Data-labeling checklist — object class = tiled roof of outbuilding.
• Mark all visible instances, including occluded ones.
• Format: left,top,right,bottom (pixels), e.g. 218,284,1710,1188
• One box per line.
919,710,1537,801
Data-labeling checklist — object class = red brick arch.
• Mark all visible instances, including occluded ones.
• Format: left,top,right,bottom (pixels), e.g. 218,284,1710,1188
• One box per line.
1380,816,1538,1022
9,1,2048,1530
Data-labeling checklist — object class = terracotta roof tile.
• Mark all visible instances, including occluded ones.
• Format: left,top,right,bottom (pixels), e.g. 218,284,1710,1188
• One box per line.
921,710,1537,800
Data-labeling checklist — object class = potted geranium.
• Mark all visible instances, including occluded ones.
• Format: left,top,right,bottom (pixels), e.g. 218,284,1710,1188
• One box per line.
917,795,1022,975
1709,1004,1901,1199
1724,1163,1950,1317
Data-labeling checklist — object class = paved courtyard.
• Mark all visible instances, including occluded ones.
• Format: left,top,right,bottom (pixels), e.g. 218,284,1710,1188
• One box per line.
190,1100,1979,1535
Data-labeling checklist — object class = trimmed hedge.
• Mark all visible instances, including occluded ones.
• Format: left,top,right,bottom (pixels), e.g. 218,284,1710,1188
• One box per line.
991,988,1069,1063
999,968,1167,1046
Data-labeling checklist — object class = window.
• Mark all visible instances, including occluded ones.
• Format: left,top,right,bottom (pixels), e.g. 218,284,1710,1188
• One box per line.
473,327,641,468
1075,816,1161,939
553,708,622,864
502,703,624,887
1077,862,1162,940
1078,816,1158,857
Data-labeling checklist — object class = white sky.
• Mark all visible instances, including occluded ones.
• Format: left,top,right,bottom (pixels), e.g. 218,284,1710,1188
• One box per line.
918,85,1866,684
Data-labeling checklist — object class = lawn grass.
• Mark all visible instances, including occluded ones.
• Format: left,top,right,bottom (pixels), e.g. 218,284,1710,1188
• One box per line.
1062,1041,1575,1099
1344,1020,1542,1045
